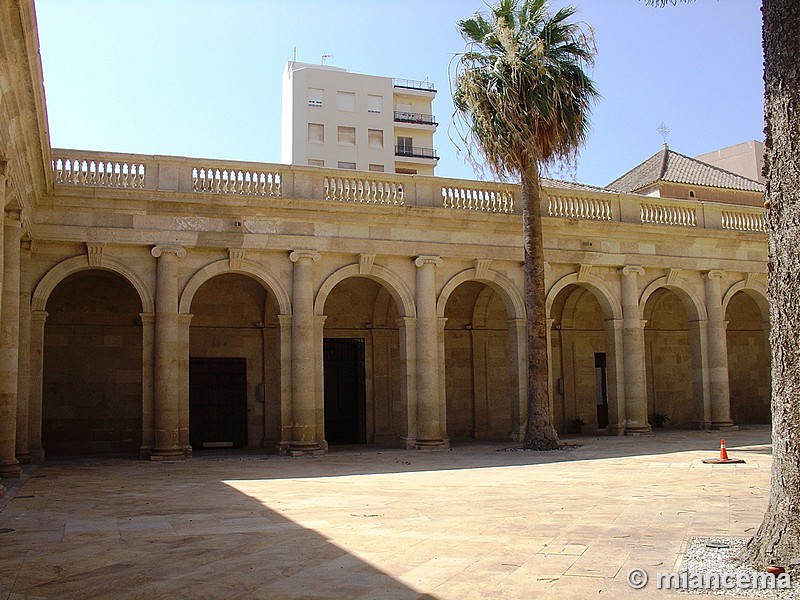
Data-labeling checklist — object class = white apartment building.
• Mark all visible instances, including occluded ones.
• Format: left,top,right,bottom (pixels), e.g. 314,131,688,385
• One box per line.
280,62,439,175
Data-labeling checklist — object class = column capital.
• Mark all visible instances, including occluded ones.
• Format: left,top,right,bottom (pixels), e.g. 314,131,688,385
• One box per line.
620,265,644,277
151,245,186,258
289,249,320,263
31,310,48,324
177,313,194,327
414,255,443,268
395,316,416,329
139,312,156,325
4,207,23,226
705,269,726,280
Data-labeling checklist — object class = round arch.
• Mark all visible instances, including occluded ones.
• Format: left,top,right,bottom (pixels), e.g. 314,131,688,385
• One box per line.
32,254,153,313
314,263,416,318
722,279,769,322
640,276,707,322
545,272,622,321
179,259,291,315
437,268,525,321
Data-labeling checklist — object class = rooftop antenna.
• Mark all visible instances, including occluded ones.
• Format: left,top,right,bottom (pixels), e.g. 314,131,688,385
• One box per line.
321,53,333,65
657,121,671,147
293,47,297,62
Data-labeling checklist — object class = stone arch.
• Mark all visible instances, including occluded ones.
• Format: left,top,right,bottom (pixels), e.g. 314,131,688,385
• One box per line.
315,263,416,318
722,279,769,322
437,267,525,321
546,272,622,321
179,259,291,315
640,276,707,322
32,254,153,313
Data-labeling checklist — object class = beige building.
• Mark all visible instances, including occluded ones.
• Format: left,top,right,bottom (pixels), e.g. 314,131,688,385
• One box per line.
281,62,439,175
0,1,770,496
696,140,766,185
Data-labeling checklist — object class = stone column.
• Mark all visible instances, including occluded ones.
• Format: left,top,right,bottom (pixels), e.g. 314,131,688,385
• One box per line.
16,240,31,462
139,312,155,458
277,314,293,454
28,310,46,464
507,318,528,442
288,250,322,455
0,209,22,478
620,266,651,434
151,245,187,460
705,270,734,428
177,313,193,456
397,316,417,449
604,318,626,435
414,256,445,448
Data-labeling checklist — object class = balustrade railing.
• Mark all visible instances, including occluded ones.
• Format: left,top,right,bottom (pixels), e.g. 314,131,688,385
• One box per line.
50,149,767,234
441,185,514,213
721,209,767,232
192,167,281,197
640,201,697,227
548,194,612,221
53,156,145,189
324,176,404,205
392,78,436,92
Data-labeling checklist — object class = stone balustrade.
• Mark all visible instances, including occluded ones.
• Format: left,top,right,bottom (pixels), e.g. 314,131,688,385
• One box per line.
50,149,766,233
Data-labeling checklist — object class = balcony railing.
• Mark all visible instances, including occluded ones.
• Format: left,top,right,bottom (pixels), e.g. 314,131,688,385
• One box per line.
394,111,437,126
395,145,439,160
392,78,436,93
50,149,768,229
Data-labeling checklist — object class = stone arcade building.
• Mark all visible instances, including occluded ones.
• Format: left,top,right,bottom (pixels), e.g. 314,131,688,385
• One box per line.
0,2,769,493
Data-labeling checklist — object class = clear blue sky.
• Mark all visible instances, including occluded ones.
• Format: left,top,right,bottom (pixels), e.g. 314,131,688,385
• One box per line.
35,0,763,188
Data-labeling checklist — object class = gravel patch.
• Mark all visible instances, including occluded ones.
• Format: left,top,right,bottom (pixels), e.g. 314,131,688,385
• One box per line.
677,537,799,598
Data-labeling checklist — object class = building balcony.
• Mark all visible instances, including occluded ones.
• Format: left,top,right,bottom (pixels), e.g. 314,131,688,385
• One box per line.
394,111,438,126
392,78,436,93
394,145,439,160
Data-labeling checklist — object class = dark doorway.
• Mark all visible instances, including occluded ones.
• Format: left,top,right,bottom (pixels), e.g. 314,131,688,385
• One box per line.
324,338,366,445
189,357,248,449
595,352,609,429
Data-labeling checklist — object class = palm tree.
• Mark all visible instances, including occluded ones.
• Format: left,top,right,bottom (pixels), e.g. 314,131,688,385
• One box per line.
452,0,599,449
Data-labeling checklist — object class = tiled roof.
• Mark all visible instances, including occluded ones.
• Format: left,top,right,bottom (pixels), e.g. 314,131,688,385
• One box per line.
606,145,764,193
541,177,616,194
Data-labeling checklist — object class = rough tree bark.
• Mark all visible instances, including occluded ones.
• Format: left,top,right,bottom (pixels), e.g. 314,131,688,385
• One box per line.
521,163,559,450
739,0,800,572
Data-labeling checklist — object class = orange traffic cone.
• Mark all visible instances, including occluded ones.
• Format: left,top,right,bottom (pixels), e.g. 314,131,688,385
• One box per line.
703,438,745,464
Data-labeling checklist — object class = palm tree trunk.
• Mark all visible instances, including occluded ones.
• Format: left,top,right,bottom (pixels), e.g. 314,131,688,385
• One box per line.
739,0,800,571
521,164,559,450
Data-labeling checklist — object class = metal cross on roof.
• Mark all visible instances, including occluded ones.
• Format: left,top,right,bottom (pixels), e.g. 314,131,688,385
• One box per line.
657,122,671,145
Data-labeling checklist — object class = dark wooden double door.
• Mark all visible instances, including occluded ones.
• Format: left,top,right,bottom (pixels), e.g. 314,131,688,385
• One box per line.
189,357,248,449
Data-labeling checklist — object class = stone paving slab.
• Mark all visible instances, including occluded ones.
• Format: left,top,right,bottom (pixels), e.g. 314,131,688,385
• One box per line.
0,427,774,599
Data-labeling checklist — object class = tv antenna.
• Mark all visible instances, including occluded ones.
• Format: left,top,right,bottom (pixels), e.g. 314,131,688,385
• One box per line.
321,54,333,65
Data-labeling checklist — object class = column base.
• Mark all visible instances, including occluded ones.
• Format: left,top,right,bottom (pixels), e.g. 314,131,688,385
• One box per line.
624,425,653,436
415,438,450,450
710,421,738,431
287,442,324,457
150,447,188,461
606,425,626,436
16,452,31,465
0,462,22,478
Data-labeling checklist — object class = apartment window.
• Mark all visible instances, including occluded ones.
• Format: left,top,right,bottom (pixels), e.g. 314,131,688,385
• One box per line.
308,123,324,144
369,164,385,172
397,135,413,154
308,88,323,108
337,91,355,111
308,159,324,167
367,94,382,114
338,161,356,170
368,129,384,149
338,126,356,146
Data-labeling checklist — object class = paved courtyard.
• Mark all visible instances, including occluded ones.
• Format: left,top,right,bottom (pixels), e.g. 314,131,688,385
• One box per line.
0,427,774,599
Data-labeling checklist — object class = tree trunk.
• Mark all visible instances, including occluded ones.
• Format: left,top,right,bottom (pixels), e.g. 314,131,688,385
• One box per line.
739,0,800,572
521,165,559,450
